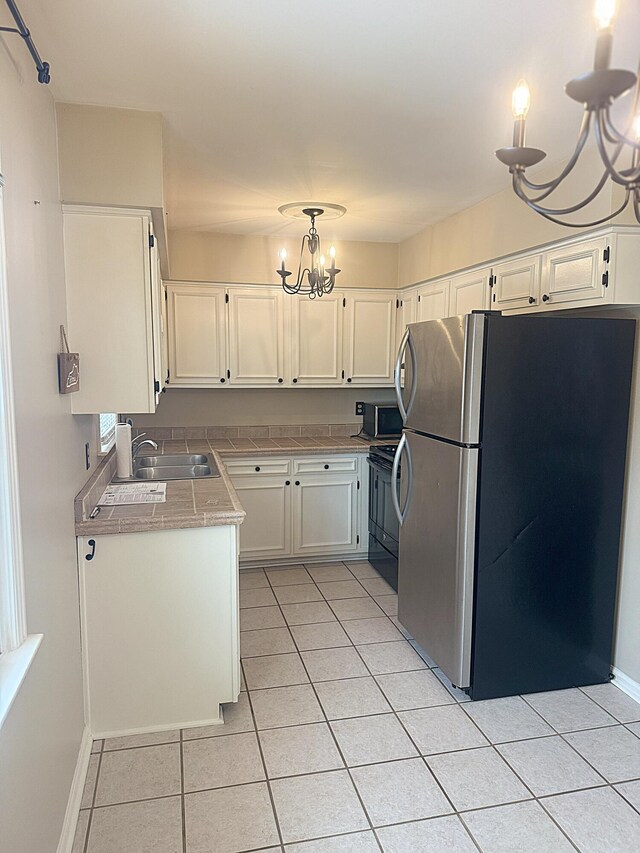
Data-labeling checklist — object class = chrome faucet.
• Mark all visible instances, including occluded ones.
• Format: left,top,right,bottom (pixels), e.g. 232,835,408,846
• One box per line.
131,432,158,460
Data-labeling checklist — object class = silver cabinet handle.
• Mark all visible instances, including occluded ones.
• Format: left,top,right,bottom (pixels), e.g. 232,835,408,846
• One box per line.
391,433,412,527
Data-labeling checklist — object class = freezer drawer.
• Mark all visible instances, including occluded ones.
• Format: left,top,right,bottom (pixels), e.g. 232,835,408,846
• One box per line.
397,431,478,688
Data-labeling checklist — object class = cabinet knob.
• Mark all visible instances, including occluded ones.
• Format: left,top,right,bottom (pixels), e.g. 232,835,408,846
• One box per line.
295,480,300,486
255,466,261,472
293,378,298,384
220,377,226,383
528,296,536,304
324,464,329,469
278,378,283,383
542,294,550,302
285,480,291,486
347,377,352,383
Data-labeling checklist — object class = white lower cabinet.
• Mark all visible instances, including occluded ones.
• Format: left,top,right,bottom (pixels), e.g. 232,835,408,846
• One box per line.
292,474,359,556
228,454,368,562
78,525,240,736
231,476,291,559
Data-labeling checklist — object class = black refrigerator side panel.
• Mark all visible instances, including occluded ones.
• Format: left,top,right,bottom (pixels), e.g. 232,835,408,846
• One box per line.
470,315,635,700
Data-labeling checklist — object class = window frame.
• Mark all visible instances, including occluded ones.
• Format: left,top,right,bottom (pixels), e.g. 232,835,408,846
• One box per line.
98,412,117,454
0,171,42,730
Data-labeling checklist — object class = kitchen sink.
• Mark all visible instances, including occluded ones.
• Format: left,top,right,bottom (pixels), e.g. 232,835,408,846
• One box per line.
123,452,221,481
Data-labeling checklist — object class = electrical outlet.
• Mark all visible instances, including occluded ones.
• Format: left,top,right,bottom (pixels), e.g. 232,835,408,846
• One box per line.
355,401,364,416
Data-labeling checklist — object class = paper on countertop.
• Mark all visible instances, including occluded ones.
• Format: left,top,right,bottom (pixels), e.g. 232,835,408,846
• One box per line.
98,482,167,506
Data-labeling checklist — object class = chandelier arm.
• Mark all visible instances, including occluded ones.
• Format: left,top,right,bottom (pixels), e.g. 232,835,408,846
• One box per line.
512,172,631,227
595,112,639,185
518,112,591,194
514,167,613,216
634,190,640,223
604,108,640,151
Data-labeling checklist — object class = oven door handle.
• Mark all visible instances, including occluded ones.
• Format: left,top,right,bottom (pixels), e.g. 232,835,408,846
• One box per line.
391,433,412,527
394,328,417,424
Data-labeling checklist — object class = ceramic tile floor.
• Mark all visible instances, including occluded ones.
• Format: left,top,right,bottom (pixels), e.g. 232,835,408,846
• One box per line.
74,560,640,853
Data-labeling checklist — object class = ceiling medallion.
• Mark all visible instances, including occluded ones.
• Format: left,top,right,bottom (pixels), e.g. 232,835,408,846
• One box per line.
277,205,345,298
496,0,640,226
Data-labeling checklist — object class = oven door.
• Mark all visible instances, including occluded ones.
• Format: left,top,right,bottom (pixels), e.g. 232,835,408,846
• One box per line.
368,458,399,556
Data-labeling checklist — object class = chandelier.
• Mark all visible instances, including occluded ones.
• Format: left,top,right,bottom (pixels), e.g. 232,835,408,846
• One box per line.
276,206,343,298
496,0,640,227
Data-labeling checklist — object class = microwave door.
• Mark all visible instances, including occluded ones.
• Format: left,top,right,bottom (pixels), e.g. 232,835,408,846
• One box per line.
405,314,485,444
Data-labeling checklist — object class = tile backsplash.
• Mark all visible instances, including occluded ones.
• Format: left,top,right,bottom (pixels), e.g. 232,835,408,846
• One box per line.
133,423,362,441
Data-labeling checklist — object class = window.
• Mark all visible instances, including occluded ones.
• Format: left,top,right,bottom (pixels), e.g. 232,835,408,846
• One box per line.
99,413,117,453
0,170,42,729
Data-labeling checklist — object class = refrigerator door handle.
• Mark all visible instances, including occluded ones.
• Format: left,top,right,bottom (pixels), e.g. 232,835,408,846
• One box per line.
391,433,412,526
394,329,418,423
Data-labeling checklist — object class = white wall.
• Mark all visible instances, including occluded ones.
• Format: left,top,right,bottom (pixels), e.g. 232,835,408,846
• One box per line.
0,39,97,853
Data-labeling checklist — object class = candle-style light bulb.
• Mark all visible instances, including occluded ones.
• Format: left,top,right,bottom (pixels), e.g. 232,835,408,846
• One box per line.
329,246,336,267
594,0,616,31
633,113,640,140
512,79,531,120
279,248,287,272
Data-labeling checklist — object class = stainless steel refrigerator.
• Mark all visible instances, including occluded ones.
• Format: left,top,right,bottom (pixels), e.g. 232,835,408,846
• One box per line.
392,312,635,700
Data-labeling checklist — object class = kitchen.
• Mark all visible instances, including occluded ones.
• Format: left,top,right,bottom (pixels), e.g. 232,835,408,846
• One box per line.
1,1,640,852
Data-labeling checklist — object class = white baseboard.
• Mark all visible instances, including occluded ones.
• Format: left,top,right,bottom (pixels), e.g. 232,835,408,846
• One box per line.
611,666,640,704
93,711,223,740
240,552,369,569
56,726,93,853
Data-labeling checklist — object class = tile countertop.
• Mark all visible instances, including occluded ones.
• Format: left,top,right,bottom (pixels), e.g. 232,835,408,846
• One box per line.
75,435,389,537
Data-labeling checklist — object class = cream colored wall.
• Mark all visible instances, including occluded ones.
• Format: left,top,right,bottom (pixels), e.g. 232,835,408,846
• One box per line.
398,148,624,286
168,229,398,288
56,103,164,209
0,48,97,853
134,386,396,428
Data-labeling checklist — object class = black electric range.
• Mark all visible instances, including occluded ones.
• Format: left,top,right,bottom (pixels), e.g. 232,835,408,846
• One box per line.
367,443,400,591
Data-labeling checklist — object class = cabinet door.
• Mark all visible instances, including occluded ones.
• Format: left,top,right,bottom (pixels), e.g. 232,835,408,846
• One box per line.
542,237,608,306
149,234,164,405
232,477,291,559
344,291,397,385
398,291,417,331
417,280,450,321
228,288,285,384
492,256,541,311
449,270,491,315
290,293,343,385
167,284,227,385
293,474,359,556
64,208,156,414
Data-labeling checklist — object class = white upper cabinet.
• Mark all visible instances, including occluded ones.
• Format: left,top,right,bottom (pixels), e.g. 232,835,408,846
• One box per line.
290,293,343,385
417,280,450,321
167,284,227,385
398,290,418,330
63,206,158,414
541,236,608,307
228,288,285,385
449,269,491,316
343,291,397,385
491,255,541,311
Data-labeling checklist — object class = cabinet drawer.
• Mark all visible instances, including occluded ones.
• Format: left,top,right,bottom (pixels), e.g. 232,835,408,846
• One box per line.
294,456,358,474
225,458,291,477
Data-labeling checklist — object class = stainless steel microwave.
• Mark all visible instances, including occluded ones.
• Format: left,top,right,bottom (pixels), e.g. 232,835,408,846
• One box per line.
362,403,403,439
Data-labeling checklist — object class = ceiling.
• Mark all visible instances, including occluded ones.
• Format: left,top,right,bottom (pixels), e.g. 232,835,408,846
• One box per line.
10,0,640,242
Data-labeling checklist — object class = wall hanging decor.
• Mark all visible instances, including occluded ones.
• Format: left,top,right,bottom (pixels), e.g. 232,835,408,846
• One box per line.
58,325,80,395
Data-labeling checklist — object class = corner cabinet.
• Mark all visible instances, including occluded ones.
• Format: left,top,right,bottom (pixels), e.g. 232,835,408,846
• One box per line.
225,454,368,563
167,284,228,385
63,206,161,414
